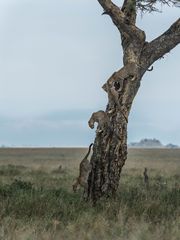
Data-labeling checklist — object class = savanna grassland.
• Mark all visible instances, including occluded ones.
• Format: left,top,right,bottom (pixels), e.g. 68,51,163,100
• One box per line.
0,148,179,240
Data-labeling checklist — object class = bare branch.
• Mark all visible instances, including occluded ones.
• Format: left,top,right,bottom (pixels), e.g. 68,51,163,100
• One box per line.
98,0,124,18
136,0,180,13
141,18,180,66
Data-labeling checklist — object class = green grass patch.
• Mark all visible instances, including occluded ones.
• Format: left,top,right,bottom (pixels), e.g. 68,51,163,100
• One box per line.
0,149,179,239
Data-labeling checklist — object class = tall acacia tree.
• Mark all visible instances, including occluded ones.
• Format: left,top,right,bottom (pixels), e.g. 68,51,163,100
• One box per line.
86,0,180,202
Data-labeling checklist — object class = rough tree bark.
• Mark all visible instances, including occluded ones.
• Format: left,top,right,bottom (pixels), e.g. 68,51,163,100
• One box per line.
86,0,180,203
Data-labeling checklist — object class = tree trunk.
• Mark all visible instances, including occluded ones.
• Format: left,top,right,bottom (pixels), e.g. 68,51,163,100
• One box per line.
85,0,180,203
86,64,143,202
87,109,128,201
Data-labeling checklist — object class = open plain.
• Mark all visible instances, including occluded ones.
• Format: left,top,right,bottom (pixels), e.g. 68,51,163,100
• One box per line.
0,148,179,240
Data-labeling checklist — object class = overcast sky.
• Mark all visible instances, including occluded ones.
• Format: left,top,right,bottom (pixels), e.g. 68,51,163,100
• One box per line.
0,0,179,146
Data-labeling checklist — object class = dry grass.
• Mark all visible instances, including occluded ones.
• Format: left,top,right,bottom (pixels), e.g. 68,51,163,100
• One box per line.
0,148,179,240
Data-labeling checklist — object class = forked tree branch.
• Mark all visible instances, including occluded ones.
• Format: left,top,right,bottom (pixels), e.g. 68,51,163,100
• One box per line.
141,18,180,67
98,0,142,40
